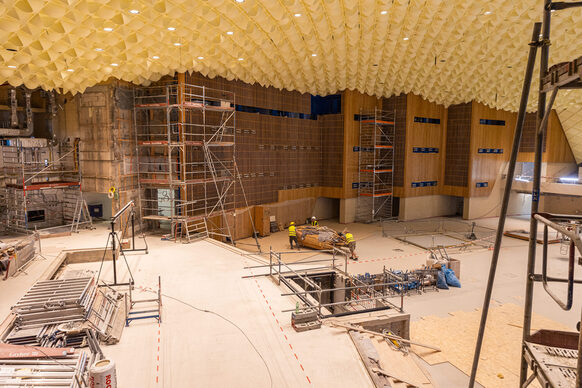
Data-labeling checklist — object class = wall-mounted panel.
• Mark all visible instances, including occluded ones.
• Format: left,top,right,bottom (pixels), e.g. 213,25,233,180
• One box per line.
444,102,472,188
468,101,516,197
403,94,446,197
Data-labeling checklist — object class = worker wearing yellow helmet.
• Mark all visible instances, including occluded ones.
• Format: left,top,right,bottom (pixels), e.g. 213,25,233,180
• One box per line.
344,229,358,260
311,216,318,226
289,221,299,250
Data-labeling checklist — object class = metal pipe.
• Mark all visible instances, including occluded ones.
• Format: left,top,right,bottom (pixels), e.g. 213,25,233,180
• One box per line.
520,3,552,384
469,22,542,388
112,200,135,221
244,256,338,269
577,305,582,387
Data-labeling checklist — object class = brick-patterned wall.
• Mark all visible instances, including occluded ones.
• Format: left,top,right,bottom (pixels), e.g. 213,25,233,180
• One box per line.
519,112,546,153
444,103,472,187
320,114,344,187
186,72,311,114
234,113,322,207
382,94,407,187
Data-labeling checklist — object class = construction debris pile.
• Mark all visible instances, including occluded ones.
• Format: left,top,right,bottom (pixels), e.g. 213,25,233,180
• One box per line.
352,260,461,298
295,225,349,251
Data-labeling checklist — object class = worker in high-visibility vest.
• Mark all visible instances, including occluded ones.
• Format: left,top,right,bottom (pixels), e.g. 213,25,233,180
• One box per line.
344,229,358,260
289,221,299,250
311,216,318,226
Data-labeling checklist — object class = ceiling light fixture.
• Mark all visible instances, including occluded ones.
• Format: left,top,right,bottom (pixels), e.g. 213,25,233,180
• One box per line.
7,65,16,69
167,27,176,31
235,0,244,3
104,27,113,32
380,10,388,15
484,11,492,15
198,56,204,59
238,58,244,61
227,31,234,35
129,9,139,14
111,63,118,66
152,55,160,59
95,48,103,51
174,42,181,46
294,13,301,17
403,37,409,41
67,69,74,72
312,53,317,57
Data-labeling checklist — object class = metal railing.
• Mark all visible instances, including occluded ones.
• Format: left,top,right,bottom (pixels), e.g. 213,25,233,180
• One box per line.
245,247,404,318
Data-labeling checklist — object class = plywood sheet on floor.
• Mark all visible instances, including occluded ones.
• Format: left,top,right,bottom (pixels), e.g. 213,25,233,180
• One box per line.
411,303,571,388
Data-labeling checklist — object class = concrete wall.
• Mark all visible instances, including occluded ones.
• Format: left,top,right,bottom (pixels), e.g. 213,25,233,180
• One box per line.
398,195,457,221
540,194,582,215
83,192,112,219
463,191,531,220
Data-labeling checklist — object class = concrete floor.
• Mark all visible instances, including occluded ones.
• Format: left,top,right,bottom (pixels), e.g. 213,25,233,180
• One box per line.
241,216,581,328
0,225,372,387
0,214,579,387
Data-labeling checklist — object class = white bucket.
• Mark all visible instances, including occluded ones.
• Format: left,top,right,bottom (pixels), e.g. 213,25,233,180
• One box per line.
89,359,117,388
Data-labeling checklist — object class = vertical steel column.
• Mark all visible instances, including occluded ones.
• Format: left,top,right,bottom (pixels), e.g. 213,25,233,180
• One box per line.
577,306,582,387
468,22,542,388
519,2,552,384
111,220,118,285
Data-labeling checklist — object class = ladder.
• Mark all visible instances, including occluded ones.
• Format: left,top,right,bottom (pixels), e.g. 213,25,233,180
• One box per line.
181,218,208,243
70,192,93,233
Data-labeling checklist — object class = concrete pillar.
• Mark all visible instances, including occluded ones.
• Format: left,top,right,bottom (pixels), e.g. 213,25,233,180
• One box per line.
339,198,357,223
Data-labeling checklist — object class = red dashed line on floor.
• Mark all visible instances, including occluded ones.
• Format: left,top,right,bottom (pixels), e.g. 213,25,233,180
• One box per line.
244,260,312,385
155,322,161,384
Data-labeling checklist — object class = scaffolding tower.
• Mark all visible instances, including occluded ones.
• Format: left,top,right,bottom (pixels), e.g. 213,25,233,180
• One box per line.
356,108,395,223
0,138,92,232
134,81,240,243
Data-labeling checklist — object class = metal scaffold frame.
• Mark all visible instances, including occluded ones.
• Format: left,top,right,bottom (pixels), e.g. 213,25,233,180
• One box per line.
1,138,92,233
134,79,259,246
356,108,395,223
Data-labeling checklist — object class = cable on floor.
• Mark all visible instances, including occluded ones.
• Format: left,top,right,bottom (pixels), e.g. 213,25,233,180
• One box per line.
159,292,274,388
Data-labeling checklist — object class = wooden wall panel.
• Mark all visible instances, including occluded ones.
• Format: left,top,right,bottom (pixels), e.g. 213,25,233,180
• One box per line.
403,94,447,197
468,101,516,197
342,90,381,198
545,110,576,164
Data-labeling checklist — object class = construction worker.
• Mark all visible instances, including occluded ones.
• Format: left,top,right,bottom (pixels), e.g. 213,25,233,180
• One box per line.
289,221,298,250
311,216,318,226
344,229,358,260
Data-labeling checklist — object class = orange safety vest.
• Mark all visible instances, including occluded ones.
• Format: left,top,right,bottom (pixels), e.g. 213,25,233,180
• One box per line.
346,233,354,243
289,225,296,237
